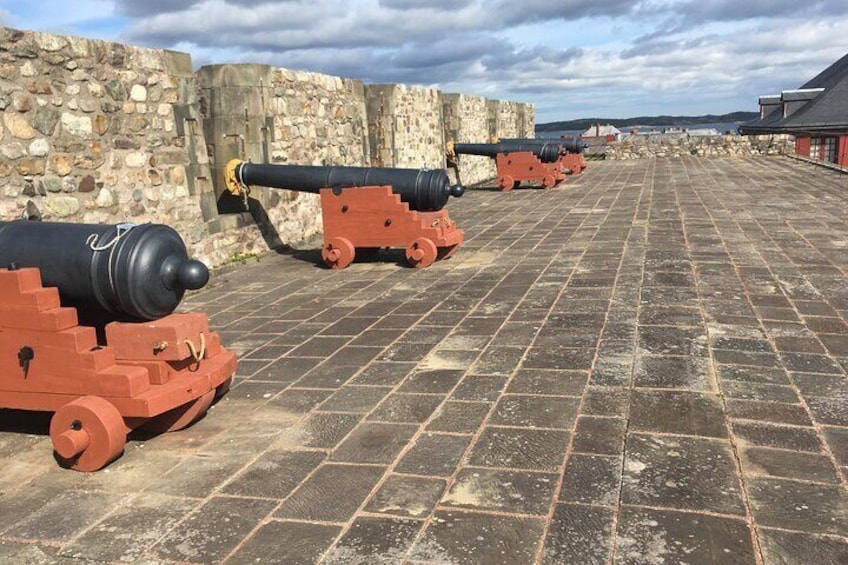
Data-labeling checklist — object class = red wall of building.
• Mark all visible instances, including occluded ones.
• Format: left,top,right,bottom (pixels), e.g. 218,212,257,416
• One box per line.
796,136,811,157
839,136,848,166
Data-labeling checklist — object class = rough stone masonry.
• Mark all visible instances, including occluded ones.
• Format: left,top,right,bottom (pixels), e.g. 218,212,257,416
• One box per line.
0,26,534,267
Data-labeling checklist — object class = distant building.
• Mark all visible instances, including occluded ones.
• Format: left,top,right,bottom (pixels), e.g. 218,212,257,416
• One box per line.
581,124,622,142
687,128,722,137
740,53,848,167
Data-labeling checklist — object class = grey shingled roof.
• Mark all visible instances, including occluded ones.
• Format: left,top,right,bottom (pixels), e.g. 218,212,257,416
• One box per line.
780,78,848,132
739,105,786,134
740,52,848,135
801,52,848,90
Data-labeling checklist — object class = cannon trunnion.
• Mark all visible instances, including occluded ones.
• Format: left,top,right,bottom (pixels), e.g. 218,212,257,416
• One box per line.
0,222,236,472
225,159,465,269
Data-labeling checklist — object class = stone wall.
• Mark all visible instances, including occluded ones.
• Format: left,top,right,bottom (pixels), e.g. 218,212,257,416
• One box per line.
0,27,236,266
365,84,444,169
0,25,537,266
197,64,370,254
605,133,795,160
442,93,496,186
441,97,537,187
519,103,536,138
487,100,530,140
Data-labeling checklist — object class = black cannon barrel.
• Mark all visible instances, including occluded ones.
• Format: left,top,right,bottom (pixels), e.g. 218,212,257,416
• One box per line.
0,221,209,321
229,161,464,212
499,138,588,154
453,142,560,163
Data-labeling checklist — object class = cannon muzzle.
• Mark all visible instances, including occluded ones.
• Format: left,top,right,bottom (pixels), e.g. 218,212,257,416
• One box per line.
0,221,208,321
225,160,462,212
453,142,560,163
557,138,589,154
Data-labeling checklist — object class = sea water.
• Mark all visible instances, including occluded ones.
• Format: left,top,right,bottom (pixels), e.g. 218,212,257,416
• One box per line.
537,122,744,139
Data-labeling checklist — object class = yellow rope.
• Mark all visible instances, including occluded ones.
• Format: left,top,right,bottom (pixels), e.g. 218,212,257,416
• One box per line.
184,333,206,364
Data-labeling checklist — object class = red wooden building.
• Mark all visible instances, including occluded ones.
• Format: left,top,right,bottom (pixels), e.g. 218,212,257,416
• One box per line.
740,53,848,167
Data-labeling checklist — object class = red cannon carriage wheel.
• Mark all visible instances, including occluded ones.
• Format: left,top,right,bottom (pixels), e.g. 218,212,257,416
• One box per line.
50,396,127,472
498,175,515,192
406,237,437,269
542,174,557,189
142,390,216,434
322,237,355,269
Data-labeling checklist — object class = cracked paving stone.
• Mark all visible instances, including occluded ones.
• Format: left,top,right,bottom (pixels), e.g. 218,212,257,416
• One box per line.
630,390,727,438
442,468,558,515
727,399,814,427
739,445,841,484
805,396,848,426
490,395,580,429
634,355,715,391
758,528,848,565
582,387,631,417
395,433,472,476
589,357,633,387
59,494,197,562
747,477,848,535
275,464,385,522
398,369,464,393
716,365,791,385
349,362,417,386
367,393,444,423
293,364,360,389
732,421,823,453
365,474,446,518
228,520,341,565
622,434,745,515
721,381,800,403
151,496,276,563
331,422,419,464
409,510,545,565
467,426,570,471
4,490,125,543
638,326,708,356
559,454,623,506
324,516,423,564
285,412,361,449
822,426,848,467
572,416,627,455
792,373,848,399
427,401,491,433
319,386,392,413
451,374,509,401
222,450,326,498
507,369,588,396
614,506,756,565
541,503,614,565
522,346,596,371
270,388,334,412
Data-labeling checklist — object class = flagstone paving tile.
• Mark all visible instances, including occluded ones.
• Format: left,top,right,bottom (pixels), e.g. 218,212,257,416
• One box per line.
5,158,848,564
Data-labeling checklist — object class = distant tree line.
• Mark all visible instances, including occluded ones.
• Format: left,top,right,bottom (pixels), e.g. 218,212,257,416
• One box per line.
536,111,758,131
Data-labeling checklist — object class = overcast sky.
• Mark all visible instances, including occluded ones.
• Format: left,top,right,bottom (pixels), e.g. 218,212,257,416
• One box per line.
2,0,848,122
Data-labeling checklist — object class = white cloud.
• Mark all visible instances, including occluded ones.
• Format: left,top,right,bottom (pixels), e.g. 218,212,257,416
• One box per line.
4,0,848,121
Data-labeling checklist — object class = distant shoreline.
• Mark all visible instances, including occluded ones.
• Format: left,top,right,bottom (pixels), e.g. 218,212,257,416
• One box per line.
536,111,758,132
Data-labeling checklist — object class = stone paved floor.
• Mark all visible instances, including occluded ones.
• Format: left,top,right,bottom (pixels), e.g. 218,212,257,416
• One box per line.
2,156,848,564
